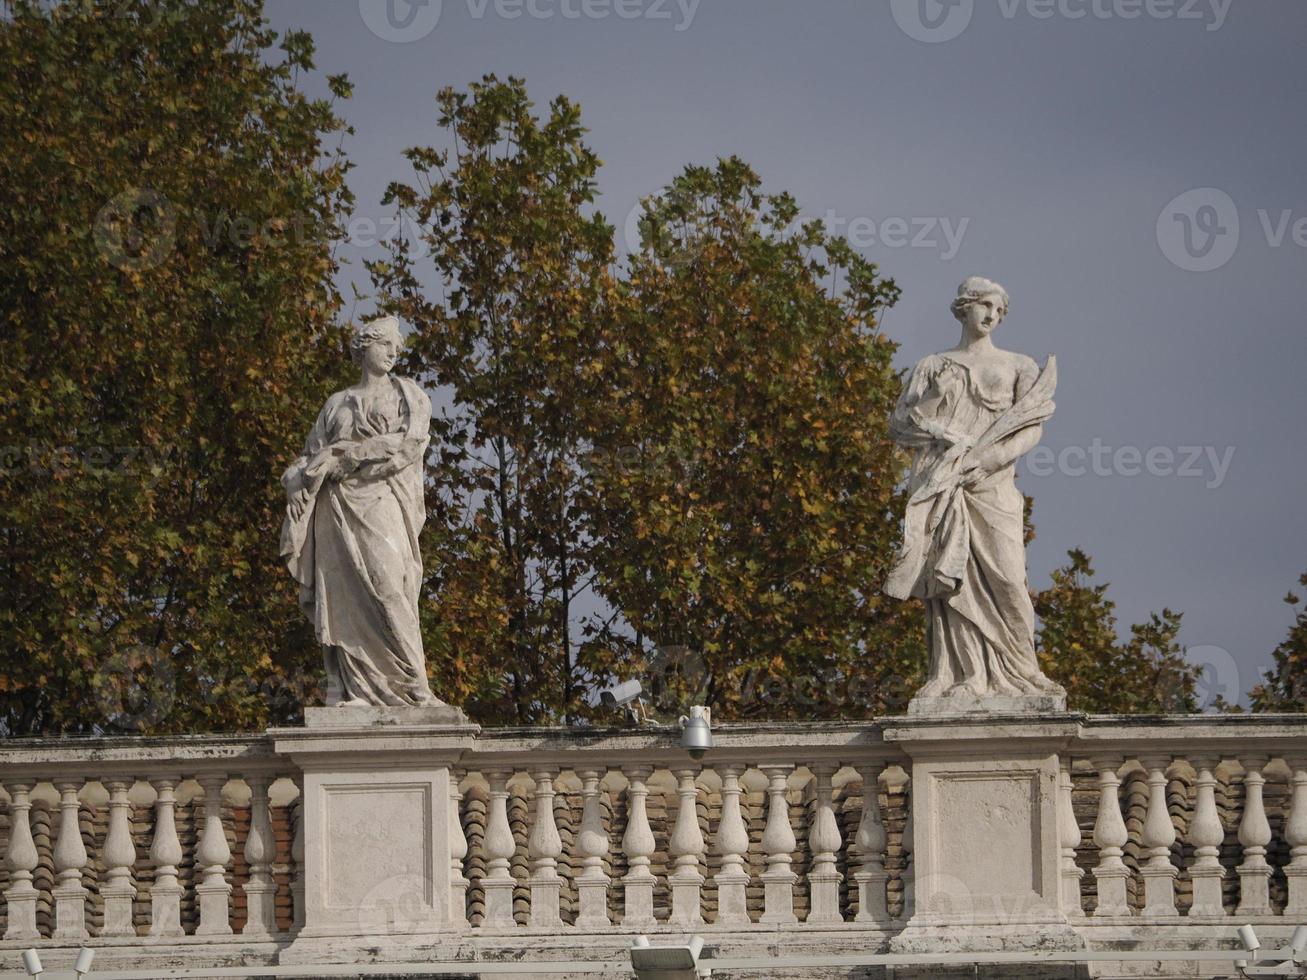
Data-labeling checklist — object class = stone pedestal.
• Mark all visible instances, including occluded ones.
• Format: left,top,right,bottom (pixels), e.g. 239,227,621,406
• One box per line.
884,715,1084,956
273,708,478,957
908,693,1067,718
304,704,470,728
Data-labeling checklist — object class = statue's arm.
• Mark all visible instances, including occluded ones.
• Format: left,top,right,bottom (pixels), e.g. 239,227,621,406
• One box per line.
889,357,948,449
963,357,1045,478
990,356,1046,464
282,399,334,491
352,383,432,480
281,398,338,526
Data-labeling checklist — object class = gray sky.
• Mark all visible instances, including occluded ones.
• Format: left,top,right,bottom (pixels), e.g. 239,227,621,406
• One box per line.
266,0,1307,706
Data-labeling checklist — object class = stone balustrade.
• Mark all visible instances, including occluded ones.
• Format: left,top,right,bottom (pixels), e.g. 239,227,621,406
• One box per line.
1,714,1306,977
0,733,303,968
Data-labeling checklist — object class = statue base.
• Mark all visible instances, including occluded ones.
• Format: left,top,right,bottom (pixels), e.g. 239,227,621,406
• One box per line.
883,714,1082,978
908,692,1067,718
272,712,479,941
305,703,470,729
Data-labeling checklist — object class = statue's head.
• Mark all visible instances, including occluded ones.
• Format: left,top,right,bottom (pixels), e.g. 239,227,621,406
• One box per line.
950,276,1009,336
350,315,403,372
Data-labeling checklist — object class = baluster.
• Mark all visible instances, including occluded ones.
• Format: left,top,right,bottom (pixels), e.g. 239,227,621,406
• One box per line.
712,765,751,927
668,767,706,927
620,766,657,928
291,777,306,931
1058,760,1084,919
482,768,518,929
242,775,277,937
575,769,611,928
195,773,233,936
148,776,185,936
1186,755,1226,919
807,763,844,924
528,768,563,928
852,763,889,925
449,770,470,928
2,780,41,940
759,764,798,925
1285,755,1307,916
1090,757,1130,917
52,778,89,939
101,777,139,936
1139,756,1178,917
1236,756,1273,917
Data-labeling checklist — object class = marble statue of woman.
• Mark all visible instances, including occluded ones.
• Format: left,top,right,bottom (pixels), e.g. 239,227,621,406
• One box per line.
885,277,1066,711
280,316,443,708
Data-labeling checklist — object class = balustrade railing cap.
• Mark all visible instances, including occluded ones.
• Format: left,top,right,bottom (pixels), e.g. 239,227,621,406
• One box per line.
882,714,1083,751
270,723,482,764
1075,713,1307,758
0,732,280,778
460,719,901,768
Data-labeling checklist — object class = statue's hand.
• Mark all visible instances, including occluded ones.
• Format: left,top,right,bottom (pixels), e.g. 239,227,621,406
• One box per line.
287,488,310,523
933,426,974,453
958,447,1007,487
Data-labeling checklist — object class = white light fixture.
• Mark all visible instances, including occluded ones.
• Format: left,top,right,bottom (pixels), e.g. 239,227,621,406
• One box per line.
21,949,42,977
678,706,712,760
630,934,711,978
75,948,95,978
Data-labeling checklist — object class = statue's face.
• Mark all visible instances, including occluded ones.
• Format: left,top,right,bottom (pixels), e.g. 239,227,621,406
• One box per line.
961,292,1006,336
363,336,399,374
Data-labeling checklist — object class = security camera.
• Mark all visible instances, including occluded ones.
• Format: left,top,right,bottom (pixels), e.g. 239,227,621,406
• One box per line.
21,949,42,977
1290,925,1307,958
679,706,712,760
600,678,652,725
1239,924,1261,955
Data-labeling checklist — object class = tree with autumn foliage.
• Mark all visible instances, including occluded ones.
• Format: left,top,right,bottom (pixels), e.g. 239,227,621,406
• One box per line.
581,158,924,719
0,0,354,734
1249,573,1307,710
370,76,622,723
1034,548,1198,713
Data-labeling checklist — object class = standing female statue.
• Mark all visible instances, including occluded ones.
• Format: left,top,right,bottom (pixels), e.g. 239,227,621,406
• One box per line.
280,316,443,708
886,278,1065,708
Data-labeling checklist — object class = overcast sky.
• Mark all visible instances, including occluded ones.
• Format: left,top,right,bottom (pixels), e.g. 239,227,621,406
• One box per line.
265,0,1307,707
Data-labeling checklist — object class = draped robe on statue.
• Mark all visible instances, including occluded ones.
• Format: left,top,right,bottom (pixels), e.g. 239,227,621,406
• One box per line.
885,353,1064,699
280,376,439,706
